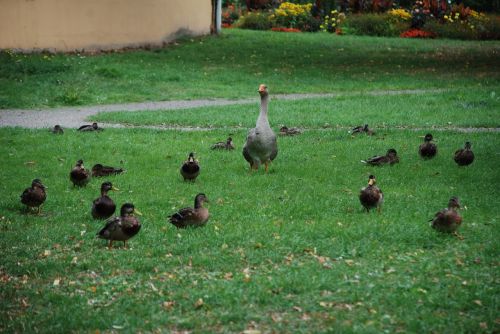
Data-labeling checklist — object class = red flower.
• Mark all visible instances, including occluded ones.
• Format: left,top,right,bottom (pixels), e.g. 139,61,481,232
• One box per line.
400,29,435,38
271,27,302,33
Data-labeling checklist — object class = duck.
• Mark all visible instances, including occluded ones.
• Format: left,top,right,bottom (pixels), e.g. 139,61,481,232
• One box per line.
70,159,91,187
361,148,399,166
91,164,125,177
20,179,47,214
78,122,102,132
211,136,235,150
91,182,118,220
180,152,200,181
97,203,142,249
350,124,375,136
243,84,278,172
454,141,474,166
168,193,210,228
51,125,64,134
359,175,383,213
419,133,437,159
279,126,302,136
430,197,462,234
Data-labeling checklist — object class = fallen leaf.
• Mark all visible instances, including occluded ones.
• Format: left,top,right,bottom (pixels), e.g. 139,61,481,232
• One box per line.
163,301,175,310
292,306,302,312
301,313,311,321
194,298,204,309
53,279,60,286
270,313,282,323
473,300,482,306
71,257,78,265
224,272,233,280
479,322,488,329
344,259,354,266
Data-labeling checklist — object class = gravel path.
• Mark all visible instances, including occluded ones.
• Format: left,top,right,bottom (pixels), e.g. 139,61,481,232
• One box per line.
2,88,497,132
0,89,446,129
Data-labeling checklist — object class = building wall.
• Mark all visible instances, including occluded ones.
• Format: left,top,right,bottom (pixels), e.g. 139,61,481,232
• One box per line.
0,0,212,52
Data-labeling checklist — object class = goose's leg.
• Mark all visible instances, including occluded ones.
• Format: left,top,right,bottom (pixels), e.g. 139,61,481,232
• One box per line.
108,240,113,250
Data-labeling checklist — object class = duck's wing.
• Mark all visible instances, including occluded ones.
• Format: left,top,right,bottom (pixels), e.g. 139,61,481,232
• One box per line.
97,217,121,239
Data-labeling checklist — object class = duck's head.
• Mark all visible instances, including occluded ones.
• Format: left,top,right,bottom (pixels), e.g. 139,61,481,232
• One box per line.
387,148,398,156
368,174,376,186
195,193,209,205
54,125,62,130
101,181,118,193
363,124,369,131
424,133,433,142
280,126,289,132
120,203,142,216
258,84,268,97
92,122,98,129
448,197,461,210
465,141,472,149
188,152,196,162
32,178,46,189
227,137,233,143
76,159,84,167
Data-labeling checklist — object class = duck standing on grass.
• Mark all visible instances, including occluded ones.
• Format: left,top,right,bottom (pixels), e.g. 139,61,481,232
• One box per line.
92,164,125,177
430,197,462,236
454,141,474,166
359,175,383,213
92,182,118,220
51,125,64,134
279,126,302,136
20,179,47,214
211,136,235,150
361,148,399,166
419,133,437,159
243,84,278,172
70,159,91,187
78,122,102,132
168,193,210,228
97,203,142,249
350,124,375,136
180,152,200,181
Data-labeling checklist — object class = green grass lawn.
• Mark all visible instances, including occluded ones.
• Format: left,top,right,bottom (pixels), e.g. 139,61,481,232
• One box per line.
1,122,499,332
1,29,499,109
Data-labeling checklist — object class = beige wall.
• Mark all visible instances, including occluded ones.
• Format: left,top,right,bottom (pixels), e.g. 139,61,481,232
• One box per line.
0,0,212,52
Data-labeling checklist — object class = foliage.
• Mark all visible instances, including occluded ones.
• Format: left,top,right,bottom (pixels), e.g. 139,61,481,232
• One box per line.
388,8,412,21
343,13,402,36
235,11,273,30
269,2,320,31
222,3,242,26
320,9,347,32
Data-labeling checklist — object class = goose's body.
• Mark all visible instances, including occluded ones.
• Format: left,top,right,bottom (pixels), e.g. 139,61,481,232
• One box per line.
78,122,102,132
212,137,235,150
92,164,125,177
91,182,117,220
70,159,91,187
431,197,462,233
20,179,47,214
97,203,142,249
454,142,474,166
419,133,437,159
243,84,278,172
359,175,383,212
361,149,399,166
169,193,209,228
51,125,64,134
180,153,200,181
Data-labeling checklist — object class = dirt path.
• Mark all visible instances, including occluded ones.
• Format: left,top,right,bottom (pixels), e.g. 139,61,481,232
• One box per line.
0,89,448,129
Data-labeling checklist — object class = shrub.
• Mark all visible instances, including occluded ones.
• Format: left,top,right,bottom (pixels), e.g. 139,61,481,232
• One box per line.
344,13,402,37
269,2,320,31
320,9,346,33
236,11,272,30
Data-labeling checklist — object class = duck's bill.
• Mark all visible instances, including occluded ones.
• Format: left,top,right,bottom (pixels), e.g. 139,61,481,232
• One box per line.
112,187,120,191
134,209,143,216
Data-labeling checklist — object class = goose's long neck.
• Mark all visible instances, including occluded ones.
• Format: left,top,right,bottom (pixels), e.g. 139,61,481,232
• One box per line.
256,94,270,128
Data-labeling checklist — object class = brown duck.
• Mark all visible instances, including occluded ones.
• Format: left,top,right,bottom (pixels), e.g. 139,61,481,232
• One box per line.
419,133,437,159
359,175,383,213
351,124,375,136
454,142,474,166
211,137,235,150
279,126,302,136
20,179,47,214
168,193,210,228
361,148,399,166
70,159,91,187
92,182,118,220
180,152,200,181
430,197,462,234
97,203,142,249
91,164,125,177
51,125,64,134
78,122,102,132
